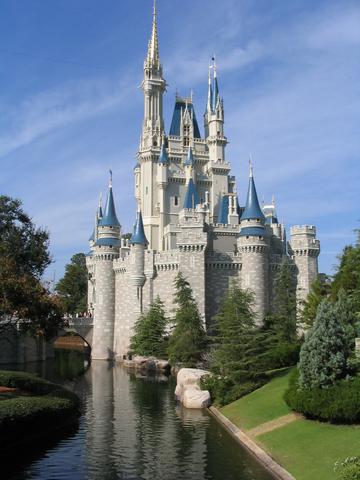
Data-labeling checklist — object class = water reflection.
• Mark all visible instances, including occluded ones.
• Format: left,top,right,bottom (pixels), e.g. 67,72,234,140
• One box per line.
1,352,274,480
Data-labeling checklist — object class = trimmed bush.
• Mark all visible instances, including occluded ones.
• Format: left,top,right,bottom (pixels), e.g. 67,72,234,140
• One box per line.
0,370,80,448
284,369,360,423
334,457,360,480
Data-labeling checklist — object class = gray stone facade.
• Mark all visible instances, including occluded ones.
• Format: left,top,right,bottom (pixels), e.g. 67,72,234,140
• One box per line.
86,6,320,360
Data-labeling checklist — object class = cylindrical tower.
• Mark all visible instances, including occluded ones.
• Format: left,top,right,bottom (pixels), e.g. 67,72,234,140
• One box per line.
289,225,320,305
238,164,269,324
130,210,148,312
92,175,121,360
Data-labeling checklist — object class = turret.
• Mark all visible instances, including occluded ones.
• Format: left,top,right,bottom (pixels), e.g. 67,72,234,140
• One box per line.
184,146,196,183
140,0,166,150
130,210,148,314
183,178,200,210
92,172,120,360
205,58,227,162
238,163,269,323
289,225,320,305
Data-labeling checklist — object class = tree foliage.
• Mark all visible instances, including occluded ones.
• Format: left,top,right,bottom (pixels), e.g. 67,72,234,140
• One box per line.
205,283,275,404
298,298,352,389
167,273,207,367
267,258,297,342
0,195,63,337
301,274,331,328
56,253,88,314
130,296,168,358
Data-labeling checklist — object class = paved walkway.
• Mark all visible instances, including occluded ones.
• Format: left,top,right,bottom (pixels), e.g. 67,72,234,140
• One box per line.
248,413,302,437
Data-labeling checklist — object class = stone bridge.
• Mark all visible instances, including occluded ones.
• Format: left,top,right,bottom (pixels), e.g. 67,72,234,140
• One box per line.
57,317,94,349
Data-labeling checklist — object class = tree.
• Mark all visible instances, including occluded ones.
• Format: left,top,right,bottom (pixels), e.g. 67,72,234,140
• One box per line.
298,299,351,389
0,195,50,277
56,253,88,314
332,241,360,318
130,296,168,357
301,274,331,328
0,196,64,337
167,273,207,366
211,284,266,380
267,258,297,342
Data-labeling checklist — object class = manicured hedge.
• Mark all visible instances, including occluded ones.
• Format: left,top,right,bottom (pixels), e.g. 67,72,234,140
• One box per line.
284,369,360,424
0,370,80,448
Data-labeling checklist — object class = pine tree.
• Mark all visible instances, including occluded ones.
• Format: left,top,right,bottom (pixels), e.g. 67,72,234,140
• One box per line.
299,299,350,389
167,273,207,367
130,296,168,358
301,274,331,328
268,258,297,342
211,284,268,381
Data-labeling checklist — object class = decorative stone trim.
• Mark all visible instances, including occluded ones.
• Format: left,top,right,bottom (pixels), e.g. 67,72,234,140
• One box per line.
206,263,241,270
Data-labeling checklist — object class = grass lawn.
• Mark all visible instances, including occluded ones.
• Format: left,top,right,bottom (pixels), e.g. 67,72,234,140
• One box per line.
258,419,360,480
220,368,360,479
220,368,293,430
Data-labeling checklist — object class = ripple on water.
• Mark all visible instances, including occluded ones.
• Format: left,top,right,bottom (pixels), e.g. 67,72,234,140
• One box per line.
2,354,274,480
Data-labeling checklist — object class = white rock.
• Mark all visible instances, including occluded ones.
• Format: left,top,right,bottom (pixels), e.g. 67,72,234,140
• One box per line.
183,387,211,409
175,368,211,409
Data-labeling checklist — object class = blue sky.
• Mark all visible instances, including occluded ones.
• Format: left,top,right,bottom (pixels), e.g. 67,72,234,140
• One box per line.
1,0,359,282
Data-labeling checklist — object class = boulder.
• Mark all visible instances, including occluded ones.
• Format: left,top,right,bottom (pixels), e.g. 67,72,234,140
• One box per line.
175,368,211,409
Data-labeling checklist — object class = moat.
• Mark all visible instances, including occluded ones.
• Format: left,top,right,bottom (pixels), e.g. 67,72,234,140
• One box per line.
2,349,274,480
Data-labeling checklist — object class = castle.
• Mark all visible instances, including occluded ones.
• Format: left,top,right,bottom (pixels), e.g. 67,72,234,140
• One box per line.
86,2,320,360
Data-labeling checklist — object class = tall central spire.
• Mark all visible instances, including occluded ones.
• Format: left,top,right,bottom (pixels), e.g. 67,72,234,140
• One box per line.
147,0,160,66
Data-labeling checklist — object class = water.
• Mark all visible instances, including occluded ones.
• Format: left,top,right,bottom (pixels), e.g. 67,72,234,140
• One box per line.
2,350,274,480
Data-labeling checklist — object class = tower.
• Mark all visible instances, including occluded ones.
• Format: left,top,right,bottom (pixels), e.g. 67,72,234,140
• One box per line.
204,59,230,221
238,164,269,323
138,0,166,250
92,173,120,360
289,225,320,305
156,139,169,251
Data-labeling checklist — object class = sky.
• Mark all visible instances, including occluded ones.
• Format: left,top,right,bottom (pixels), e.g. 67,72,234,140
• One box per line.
1,0,359,283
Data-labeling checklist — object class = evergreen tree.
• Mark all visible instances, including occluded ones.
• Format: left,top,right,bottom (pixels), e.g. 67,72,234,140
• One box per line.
211,284,266,381
268,258,297,342
332,241,360,319
299,299,350,389
167,273,207,366
301,274,331,328
56,253,88,314
130,296,168,358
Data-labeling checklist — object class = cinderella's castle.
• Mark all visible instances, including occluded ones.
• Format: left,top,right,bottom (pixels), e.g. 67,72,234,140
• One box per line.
86,2,320,360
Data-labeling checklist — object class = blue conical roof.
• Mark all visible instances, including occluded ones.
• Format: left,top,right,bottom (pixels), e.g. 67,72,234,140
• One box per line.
218,194,229,224
240,173,265,222
130,210,148,246
98,185,120,227
184,146,194,166
89,229,95,242
211,74,219,112
183,178,200,209
158,142,169,165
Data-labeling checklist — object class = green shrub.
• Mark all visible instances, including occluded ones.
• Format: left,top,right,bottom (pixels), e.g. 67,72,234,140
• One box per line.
0,370,80,448
284,369,360,423
201,374,266,406
334,457,360,480
264,342,300,369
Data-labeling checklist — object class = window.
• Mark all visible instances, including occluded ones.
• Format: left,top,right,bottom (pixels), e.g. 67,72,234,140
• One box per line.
184,137,189,147
174,196,179,206
184,125,190,135
146,187,148,195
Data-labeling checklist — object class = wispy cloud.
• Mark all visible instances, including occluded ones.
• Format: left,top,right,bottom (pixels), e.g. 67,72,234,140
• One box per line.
0,74,135,157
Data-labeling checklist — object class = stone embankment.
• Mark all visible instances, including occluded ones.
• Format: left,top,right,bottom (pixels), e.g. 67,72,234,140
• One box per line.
122,356,170,373
175,368,211,409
